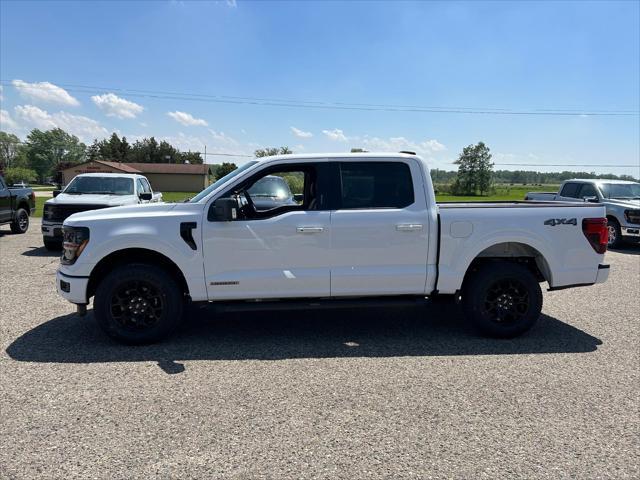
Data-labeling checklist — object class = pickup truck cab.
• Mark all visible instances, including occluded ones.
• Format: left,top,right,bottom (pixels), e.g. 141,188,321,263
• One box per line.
56,153,610,344
525,179,640,248
42,172,162,249
0,175,35,234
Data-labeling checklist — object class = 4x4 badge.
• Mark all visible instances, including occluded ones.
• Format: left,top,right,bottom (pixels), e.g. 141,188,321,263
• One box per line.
544,218,577,226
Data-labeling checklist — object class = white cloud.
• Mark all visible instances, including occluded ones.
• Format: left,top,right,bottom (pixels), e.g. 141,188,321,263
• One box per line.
322,128,348,142
290,126,313,138
91,93,144,119
14,105,107,142
209,129,238,145
358,136,446,156
1,109,19,130
226,0,237,7
167,111,208,127
12,79,80,107
0,86,4,102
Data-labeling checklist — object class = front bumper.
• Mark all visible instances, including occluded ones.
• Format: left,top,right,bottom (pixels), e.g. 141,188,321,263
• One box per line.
42,221,63,238
56,270,89,304
621,226,640,238
595,264,610,284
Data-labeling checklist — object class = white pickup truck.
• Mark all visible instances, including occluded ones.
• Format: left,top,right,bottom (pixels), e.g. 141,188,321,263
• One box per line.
42,172,162,249
56,153,610,344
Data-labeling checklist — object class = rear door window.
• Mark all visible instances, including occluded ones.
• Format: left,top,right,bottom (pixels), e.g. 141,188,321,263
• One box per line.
339,162,414,209
560,182,580,198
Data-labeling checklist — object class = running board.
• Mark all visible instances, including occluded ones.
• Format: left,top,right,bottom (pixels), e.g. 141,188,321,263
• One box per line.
207,295,430,313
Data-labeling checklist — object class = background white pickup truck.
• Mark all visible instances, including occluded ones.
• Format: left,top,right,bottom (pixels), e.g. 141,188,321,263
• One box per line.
56,153,610,344
42,172,162,249
525,179,640,248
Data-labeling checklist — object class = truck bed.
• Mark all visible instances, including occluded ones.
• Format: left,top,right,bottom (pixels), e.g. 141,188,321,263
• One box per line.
437,200,597,208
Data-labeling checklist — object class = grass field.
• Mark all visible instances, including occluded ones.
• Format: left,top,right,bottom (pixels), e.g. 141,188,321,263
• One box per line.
29,185,558,219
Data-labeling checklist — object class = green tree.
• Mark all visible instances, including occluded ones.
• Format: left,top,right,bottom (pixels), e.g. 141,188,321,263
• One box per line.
0,131,23,170
177,151,204,164
452,142,494,195
254,146,293,158
23,128,86,182
215,162,238,180
3,167,37,185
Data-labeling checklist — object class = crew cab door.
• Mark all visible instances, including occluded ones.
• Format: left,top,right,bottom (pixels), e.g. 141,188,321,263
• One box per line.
202,161,332,300
330,160,430,296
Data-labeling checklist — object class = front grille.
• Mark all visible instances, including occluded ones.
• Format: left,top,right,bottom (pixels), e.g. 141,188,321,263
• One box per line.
44,204,110,222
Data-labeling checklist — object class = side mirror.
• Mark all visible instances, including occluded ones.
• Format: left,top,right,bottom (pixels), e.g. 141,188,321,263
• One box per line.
139,192,152,201
584,196,599,203
211,197,239,221
293,193,304,203
53,190,61,198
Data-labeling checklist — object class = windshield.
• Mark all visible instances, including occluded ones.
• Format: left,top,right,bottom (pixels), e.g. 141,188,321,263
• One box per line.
190,161,259,202
248,176,292,199
599,183,640,199
64,176,134,195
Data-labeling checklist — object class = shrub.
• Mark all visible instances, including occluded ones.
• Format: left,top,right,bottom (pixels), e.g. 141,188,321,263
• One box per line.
3,167,37,185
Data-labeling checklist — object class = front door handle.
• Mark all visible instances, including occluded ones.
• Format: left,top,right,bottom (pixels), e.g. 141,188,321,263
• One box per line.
396,223,423,231
296,226,324,233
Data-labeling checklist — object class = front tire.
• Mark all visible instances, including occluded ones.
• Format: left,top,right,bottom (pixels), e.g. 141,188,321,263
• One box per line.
10,208,29,234
43,238,62,250
94,264,184,344
607,218,623,249
462,261,543,338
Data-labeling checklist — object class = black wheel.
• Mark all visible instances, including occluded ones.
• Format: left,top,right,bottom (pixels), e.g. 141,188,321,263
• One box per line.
607,218,623,249
462,261,543,338
94,264,184,344
43,238,62,250
10,208,29,234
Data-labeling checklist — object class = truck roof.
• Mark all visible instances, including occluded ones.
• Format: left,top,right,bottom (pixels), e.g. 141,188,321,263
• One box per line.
253,152,421,162
71,172,147,180
566,178,638,185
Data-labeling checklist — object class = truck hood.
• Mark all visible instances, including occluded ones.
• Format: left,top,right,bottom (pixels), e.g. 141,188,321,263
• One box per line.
45,193,136,206
65,202,178,224
604,198,640,208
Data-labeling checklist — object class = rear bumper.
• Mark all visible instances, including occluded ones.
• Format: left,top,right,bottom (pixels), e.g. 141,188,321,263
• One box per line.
56,270,89,304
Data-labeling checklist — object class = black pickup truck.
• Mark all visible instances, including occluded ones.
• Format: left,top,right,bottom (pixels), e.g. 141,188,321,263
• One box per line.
0,175,36,234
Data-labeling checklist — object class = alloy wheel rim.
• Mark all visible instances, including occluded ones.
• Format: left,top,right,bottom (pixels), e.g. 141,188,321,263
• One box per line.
607,225,617,245
482,278,530,324
18,212,28,230
110,280,164,330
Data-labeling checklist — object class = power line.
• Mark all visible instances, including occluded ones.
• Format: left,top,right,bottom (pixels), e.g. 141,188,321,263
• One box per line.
2,79,637,117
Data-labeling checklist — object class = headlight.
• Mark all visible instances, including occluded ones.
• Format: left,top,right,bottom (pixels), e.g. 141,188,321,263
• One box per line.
43,204,53,220
61,226,90,265
624,209,640,225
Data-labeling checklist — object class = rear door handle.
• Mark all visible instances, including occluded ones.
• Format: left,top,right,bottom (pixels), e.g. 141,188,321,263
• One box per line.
396,223,423,231
296,226,324,233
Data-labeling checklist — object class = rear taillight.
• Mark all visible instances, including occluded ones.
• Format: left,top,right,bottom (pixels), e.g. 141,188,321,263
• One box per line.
582,218,608,254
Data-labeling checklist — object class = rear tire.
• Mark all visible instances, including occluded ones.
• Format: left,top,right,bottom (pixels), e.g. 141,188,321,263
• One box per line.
10,208,29,234
94,264,184,344
43,238,62,250
607,218,623,249
462,261,543,338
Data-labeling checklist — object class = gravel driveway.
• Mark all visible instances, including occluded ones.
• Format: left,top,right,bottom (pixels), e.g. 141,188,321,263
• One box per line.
1,218,638,479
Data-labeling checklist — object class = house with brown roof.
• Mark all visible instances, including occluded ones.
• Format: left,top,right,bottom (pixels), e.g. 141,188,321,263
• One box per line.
61,160,214,192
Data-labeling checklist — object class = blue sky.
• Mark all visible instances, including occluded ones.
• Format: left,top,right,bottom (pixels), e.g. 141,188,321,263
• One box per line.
1,0,639,176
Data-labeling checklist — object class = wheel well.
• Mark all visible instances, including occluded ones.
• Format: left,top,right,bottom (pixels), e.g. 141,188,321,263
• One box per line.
16,202,30,214
86,248,190,300
606,215,619,226
462,242,551,288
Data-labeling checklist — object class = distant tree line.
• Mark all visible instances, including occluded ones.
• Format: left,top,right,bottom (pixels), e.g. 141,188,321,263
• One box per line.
0,129,203,184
